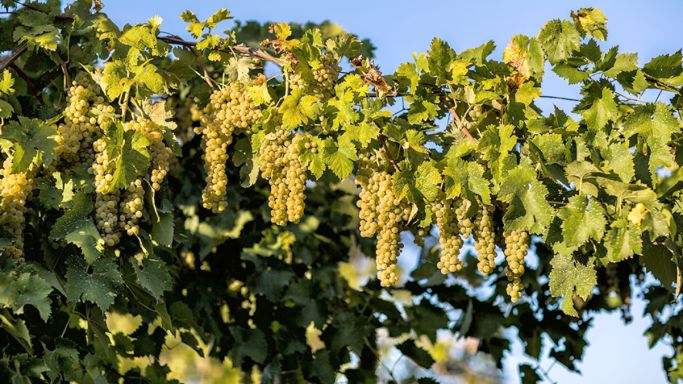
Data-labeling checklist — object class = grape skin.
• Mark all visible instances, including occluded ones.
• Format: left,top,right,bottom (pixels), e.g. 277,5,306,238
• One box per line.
198,83,261,213
433,199,464,274
504,229,529,302
0,158,32,261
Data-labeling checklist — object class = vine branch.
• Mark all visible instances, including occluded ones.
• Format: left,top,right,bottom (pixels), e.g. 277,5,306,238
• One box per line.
449,107,478,144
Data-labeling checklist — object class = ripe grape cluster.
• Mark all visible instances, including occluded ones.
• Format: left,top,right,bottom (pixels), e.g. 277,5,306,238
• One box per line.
120,179,144,236
287,53,340,97
56,75,112,165
0,158,32,261
375,172,409,287
455,199,474,238
125,116,173,190
474,202,497,275
258,130,310,225
432,199,464,274
197,82,261,212
311,53,340,97
504,230,529,302
95,190,121,246
357,172,381,237
356,167,409,287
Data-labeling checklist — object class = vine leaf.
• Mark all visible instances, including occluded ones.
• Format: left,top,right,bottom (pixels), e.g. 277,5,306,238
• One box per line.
103,122,150,192
604,218,642,262
322,137,356,180
281,89,320,129
623,103,678,181
498,162,554,235
64,256,123,311
582,88,618,131
0,267,53,321
0,117,56,172
50,193,103,264
557,195,607,252
549,253,596,316
130,256,172,300
571,7,608,41
414,161,442,202
537,19,581,64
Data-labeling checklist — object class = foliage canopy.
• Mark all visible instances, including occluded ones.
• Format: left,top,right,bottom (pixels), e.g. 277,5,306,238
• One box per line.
0,1,682,382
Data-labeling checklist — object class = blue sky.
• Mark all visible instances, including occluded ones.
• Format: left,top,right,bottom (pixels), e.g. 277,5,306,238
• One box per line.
101,1,682,383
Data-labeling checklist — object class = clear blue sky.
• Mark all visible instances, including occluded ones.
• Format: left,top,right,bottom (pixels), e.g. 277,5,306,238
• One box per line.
101,1,682,383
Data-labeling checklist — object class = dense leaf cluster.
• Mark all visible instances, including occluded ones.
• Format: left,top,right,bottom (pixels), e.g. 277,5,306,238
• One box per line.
0,1,682,382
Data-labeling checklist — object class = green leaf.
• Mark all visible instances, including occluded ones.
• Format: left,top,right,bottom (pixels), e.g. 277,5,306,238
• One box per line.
426,38,456,82
623,103,678,180
553,63,589,84
0,117,56,172
230,327,267,364
50,193,103,263
572,7,608,41
498,162,554,235
444,159,491,204
641,243,676,288
64,220,104,264
549,253,596,316
537,19,581,64
322,137,356,180
104,122,150,191
414,161,442,202
0,70,15,94
64,256,123,310
152,211,174,247
602,141,634,182
130,256,172,300
603,218,642,262
603,53,638,78
531,133,566,164
0,267,53,321
557,195,607,252
642,51,683,84
396,340,435,368
344,121,379,148
281,89,320,129
581,88,618,131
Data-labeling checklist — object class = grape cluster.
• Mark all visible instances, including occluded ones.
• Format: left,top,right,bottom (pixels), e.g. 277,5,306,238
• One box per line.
374,172,410,287
504,229,529,302
433,199,465,274
474,202,497,275
455,199,474,239
287,53,340,97
258,130,310,225
95,190,121,246
357,172,381,237
312,53,340,96
125,116,173,190
119,179,144,236
0,158,32,261
56,75,108,165
197,83,261,212
91,137,114,194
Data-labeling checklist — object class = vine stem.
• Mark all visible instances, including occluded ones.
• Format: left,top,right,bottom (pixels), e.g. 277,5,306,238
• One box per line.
449,107,478,144
158,34,285,67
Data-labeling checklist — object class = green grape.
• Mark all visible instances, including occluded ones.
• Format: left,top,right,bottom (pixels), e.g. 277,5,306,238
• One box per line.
119,178,144,236
357,172,381,238
433,199,464,274
504,229,529,303
474,202,497,275
455,198,474,239
126,116,173,191
198,82,262,213
375,171,408,287
0,158,32,261
95,190,121,246
56,74,109,165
